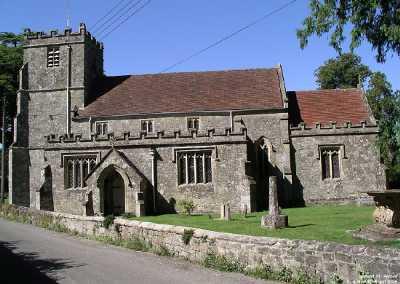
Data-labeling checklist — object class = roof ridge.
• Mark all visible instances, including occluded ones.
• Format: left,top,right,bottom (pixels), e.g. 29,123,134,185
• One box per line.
105,67,279,78
291,88,362,93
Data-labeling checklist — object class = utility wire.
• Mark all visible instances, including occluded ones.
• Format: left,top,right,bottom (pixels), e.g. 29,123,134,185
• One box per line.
160,0,297,73
90,0,126,31
93,0,143,36
99,0,152,40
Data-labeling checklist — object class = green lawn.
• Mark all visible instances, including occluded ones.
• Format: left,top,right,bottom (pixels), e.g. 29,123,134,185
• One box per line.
130,205,386,245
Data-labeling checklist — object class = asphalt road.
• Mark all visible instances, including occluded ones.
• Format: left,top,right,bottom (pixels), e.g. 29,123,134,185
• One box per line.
0,218,273,284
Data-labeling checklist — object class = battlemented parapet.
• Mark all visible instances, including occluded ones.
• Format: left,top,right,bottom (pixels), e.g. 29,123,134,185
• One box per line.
290,120,379,137
24,23,103,49
44,127,248,148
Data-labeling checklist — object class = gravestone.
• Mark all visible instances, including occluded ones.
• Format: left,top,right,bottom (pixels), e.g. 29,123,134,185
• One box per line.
220,203,231,220
261,176,288,229
136,191,145,217
241,204,248,217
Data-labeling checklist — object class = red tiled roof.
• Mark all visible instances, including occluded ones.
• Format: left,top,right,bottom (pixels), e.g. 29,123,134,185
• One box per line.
80,68,284,117
288,89,374,126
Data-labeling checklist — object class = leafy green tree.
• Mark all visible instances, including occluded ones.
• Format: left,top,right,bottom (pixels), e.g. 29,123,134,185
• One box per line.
315,54,400,186
366,73,400,186
298,0,400,62
315,53,371,89
0,32,24,145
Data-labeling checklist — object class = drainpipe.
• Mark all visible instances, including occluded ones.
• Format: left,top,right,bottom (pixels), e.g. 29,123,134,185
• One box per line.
89,116,92,134
230,111,234,132
66,45,72,135
149,148,157,213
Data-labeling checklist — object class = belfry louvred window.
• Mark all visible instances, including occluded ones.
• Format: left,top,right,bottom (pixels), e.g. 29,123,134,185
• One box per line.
47,47,60,67
321,147,341,180
65,155,97,188
177,151,212,185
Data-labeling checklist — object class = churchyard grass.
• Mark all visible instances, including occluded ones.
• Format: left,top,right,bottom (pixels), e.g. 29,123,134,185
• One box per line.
130,205,384,245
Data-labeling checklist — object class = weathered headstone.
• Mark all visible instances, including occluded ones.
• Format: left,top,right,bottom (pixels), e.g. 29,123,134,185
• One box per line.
220,203,231,220
136,191,145,217
261,176,288,229
241,204,248,218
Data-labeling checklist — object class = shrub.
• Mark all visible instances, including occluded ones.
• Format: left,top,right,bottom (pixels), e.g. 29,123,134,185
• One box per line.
246,265,275,280
357,271,377,284
121,212,135,219
123,237,151,252
154,245,172,257
276,266,293,283
178,199,195,215
103,214,115,229
203,253,245,273
182,229,194,245
329,274,343,284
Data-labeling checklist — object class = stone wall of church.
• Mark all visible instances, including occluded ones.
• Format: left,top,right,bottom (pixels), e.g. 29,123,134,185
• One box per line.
30,126,252,215
8,147,30,206
290,125,386,204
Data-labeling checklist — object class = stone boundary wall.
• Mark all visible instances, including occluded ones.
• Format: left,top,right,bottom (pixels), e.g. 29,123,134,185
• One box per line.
4,207,400,283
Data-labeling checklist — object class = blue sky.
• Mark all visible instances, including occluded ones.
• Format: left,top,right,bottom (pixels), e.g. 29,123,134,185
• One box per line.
1,0,399,91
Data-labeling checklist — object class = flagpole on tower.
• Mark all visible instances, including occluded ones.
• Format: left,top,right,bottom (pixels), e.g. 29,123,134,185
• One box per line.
66,0,71,28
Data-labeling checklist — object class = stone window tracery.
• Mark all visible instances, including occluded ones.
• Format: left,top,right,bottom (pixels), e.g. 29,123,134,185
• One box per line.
321,147,341,180
65,155,98,188
177,151,212,185
47,47,60,67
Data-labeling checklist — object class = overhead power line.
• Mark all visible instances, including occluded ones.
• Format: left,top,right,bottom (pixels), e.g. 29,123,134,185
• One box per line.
90,0,126,31
99,0,152,40
93,0,143,36
160,0,297,73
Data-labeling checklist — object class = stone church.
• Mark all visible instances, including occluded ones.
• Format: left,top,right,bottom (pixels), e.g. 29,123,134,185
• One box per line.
9,23,386,216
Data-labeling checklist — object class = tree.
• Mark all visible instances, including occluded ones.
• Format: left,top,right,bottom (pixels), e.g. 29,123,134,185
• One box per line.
0,32,24,145
298,0,400,62
315,54,400,186
366,73,400,186
315,53,371,89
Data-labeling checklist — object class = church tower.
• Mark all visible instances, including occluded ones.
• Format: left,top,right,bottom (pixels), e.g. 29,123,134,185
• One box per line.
17,23,103,144
10,23,103,206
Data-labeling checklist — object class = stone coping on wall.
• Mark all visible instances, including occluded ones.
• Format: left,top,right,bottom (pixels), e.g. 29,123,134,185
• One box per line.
8,207,400,283
52,210,400,257
42,209,399,253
